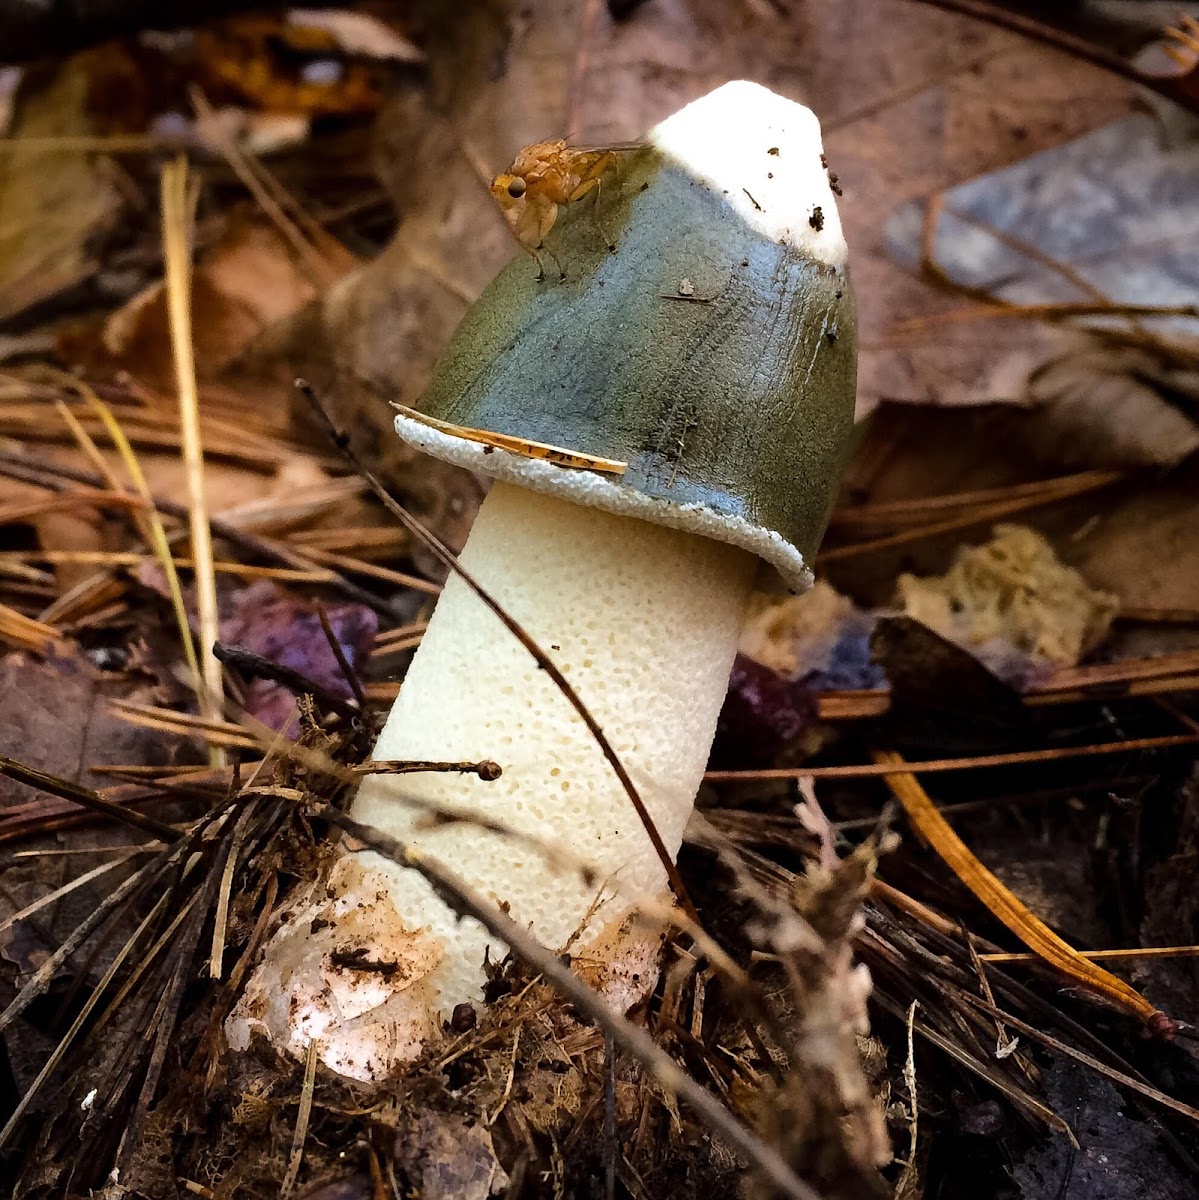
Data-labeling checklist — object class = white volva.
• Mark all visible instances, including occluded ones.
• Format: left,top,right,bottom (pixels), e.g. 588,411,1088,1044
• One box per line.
228,484,754,1078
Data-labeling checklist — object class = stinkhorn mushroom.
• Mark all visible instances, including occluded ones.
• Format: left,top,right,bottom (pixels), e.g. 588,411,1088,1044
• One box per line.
228,80,856,1081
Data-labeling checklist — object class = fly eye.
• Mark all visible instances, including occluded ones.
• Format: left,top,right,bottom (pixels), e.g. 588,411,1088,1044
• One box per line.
507,178,527,199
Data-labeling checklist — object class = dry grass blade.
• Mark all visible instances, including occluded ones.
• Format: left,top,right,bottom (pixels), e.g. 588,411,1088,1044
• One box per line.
209,803,256,980
162,154,225,767
872,749,1170,1033
75,385,205,704
280,1038,320,1199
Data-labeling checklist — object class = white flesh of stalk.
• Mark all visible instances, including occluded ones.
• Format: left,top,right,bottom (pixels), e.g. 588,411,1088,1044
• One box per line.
227,482,754,1079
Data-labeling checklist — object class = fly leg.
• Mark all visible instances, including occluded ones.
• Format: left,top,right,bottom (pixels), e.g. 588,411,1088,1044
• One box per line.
570,163,617,252
532,243,566,282
516,200,565,281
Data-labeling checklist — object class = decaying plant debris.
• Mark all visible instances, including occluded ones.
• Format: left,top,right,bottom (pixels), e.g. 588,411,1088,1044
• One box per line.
2,2,1199,1198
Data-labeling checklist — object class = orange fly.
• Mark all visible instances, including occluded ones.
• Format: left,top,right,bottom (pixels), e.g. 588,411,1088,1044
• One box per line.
491,139,631,279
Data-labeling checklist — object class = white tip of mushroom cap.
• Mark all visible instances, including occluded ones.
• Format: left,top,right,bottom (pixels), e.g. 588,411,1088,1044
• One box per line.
649,79,846,268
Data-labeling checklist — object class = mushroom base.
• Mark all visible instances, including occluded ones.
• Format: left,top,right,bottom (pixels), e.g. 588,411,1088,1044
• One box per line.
228,483,754,1080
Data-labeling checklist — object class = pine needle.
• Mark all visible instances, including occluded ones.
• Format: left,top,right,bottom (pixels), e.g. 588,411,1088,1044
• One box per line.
873,748,1170,1032
65,381,205,712
281,1038,320,1198
162,154,225,767
0,601,60,652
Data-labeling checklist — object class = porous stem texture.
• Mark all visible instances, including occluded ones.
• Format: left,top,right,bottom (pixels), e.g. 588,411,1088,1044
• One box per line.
228,483,754,1079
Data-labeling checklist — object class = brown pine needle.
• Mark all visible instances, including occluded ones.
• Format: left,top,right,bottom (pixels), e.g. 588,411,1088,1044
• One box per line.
108,698,260,751
817,470,1122,563
981,944,1199,964
0,602,60,652
162,154,225,767
704,733,1199,781
889,300,1199,332
0,550,328,582
829,469,1123,530
281,1038,321,1199
873,748,1169,1032
189,87,338,288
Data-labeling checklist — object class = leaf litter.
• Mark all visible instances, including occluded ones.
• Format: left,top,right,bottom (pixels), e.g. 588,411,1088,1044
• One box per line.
1,2,1199,1199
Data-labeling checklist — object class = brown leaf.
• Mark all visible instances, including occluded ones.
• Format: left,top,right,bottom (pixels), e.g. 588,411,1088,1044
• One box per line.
1024,344,1199,469
0,51,126,325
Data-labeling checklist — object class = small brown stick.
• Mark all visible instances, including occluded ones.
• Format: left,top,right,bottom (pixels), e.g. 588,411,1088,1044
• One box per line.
319,808,821,1200
354,759,503,781
296,379,700,923
212,641,361,720
704,732,1199,782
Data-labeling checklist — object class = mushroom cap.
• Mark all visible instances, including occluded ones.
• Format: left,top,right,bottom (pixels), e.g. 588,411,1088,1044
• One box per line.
394,80,855,590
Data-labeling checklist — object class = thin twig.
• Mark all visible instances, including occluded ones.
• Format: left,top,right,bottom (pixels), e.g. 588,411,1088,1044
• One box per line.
213,641,361,719
317,600,368,709
354,759,503,781
0,753,178,841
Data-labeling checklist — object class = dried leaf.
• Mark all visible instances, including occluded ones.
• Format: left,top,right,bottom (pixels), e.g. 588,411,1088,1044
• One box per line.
1024,343,1199,470
0,52,125,324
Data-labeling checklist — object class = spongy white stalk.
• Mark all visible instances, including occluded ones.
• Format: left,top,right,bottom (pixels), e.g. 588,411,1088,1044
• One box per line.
227,483,754,1080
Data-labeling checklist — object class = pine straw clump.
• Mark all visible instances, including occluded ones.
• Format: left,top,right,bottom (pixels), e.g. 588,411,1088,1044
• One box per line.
6,698,892,1200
